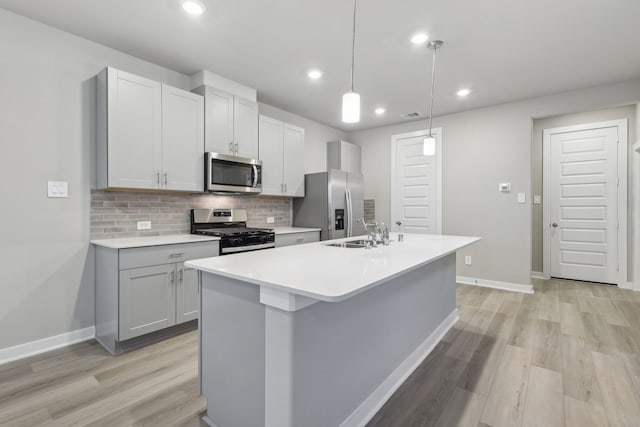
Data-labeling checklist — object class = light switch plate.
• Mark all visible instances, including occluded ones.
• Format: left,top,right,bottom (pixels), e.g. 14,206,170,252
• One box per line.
266,217,275,224
464,256,472,266
498,182,511,193
48,181,68,198
533,195,541,205
517,193,526,204
137,221,152,230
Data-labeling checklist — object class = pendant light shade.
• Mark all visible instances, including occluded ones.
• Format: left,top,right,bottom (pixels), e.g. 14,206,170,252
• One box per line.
423,40,443,156
423,135,436,156
342,0,360,123
342,91,361,123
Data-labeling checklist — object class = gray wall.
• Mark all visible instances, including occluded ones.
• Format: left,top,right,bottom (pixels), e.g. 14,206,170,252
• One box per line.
347,80,640,287
531,105,637,276
0,8,345,351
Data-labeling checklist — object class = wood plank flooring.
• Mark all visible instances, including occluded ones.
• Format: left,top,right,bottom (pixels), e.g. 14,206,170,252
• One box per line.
369,278,640,427
0,331,205,426
1,278,639,427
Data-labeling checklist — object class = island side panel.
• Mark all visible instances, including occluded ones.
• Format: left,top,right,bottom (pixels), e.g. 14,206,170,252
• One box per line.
200,274,266,427
264,253,457,427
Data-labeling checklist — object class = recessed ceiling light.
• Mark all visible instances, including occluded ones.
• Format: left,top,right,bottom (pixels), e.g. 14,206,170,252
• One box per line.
182,0,206,16
457,88,471,97
375,107,386,115
307,69,323,80
410,33,429,45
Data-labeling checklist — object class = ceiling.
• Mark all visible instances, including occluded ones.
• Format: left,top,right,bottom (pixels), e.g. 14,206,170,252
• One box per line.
1,0,640,131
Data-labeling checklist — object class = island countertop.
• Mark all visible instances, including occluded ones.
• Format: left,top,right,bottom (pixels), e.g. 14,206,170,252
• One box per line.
186,233,480,302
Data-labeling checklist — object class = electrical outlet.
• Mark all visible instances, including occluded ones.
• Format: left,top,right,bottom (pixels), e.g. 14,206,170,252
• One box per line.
48,181,69,198
137,221,152,230
266,217,275,224
533,195,541,205
517,192,526,204
465,256,472,266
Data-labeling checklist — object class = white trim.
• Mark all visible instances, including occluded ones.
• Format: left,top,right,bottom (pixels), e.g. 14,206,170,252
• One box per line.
259,287,318,311
543,119,628,288
340,309,458,427
0,326,95,365
633,141,640,292
456,276,534,294
390,128,443,234
531,271,546,280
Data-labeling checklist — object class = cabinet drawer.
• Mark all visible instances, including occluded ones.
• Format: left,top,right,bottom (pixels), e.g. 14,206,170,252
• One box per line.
275,231,320,248
119,241,219,270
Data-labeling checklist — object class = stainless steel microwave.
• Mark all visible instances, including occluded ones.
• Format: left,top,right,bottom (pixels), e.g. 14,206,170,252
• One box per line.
205,152,262,194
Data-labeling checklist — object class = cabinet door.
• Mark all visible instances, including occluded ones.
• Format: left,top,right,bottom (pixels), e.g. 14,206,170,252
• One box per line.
161,85,205,192
258,115,284,195
283,123,305,197
176,263,199,324
119,264,176,341
108,69,162,189
204,87,235,155
234,97,259,159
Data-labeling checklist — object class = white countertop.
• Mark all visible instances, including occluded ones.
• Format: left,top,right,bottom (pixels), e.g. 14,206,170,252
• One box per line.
91,234,221,249
273,227,321,235
186,233,480,302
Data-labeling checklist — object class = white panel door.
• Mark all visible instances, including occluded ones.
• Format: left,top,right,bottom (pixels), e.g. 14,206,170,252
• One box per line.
258,115,284,195
203,87,234,155
550,127,618,283
394,136,437,233
283,123,305,197
108,69,162,189
161,85,204,192
233,97,259,159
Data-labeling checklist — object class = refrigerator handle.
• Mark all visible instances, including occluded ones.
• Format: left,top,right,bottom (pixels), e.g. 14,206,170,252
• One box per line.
346,187,353,237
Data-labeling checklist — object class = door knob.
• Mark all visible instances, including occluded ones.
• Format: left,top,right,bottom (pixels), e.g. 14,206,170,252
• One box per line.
552,223,558,228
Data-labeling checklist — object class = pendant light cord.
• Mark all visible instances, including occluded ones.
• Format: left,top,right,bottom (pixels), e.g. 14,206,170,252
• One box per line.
350,0,357,92
428,45,437,136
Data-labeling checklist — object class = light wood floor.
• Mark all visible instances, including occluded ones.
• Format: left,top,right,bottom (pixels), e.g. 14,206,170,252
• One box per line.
369,278,640,427
0,330,205,426
1,279,639,427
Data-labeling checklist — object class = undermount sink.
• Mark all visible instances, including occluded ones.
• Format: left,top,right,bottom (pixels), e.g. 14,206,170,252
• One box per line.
325,238,393,248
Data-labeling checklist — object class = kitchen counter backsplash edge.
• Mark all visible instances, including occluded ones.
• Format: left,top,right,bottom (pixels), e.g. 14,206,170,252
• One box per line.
91,190,292,239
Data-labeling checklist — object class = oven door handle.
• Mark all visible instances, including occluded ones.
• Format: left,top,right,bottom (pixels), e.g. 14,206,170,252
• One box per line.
221,242,275,254
252,164,258,188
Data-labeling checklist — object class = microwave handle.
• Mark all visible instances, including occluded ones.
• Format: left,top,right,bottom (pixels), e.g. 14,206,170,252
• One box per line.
252,164,258,187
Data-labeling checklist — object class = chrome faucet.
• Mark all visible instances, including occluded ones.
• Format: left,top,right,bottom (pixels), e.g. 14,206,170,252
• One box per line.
358,219,390,246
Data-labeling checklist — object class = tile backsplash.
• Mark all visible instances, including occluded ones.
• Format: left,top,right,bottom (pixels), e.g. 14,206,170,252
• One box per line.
91,190,291,239
364,199,376,221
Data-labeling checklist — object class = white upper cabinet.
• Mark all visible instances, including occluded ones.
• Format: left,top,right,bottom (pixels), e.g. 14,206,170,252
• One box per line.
100,68,162,190
259,115,285,195
195,85,258,159
234,97,259,159
258,115,305,197
161,85,205,192
97,67,204,192
283,123,305,197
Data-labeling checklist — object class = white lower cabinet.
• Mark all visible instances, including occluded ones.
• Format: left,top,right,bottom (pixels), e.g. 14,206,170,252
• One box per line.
275,231,320,248
95,241,219,354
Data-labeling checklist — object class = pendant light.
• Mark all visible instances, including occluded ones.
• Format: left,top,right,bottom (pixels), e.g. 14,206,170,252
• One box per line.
424,40,443,156
342,0,360,123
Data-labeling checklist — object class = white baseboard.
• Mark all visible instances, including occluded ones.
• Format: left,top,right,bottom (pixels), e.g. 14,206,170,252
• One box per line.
457,275,534,294
619,281,633,290
340,309,459,427
531,271,546,280
0,326,95,366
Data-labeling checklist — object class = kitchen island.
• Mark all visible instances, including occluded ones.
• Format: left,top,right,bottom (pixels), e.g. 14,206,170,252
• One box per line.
186,233,479,427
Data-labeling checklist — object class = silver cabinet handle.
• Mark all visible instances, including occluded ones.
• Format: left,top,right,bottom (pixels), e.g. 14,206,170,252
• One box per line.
235,143,239,153
170,270,175,284
552,223,558,228
178,268,184,283
296,238,304,243
156,172,160,186
169,253,184,258
284,183,287,193
164,172,168,186
229,142,234,153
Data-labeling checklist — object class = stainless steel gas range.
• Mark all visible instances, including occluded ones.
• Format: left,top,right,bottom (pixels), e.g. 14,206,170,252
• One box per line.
190,209,275,255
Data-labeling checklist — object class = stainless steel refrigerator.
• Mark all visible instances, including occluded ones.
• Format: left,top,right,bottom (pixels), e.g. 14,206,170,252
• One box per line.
292,170,366,241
